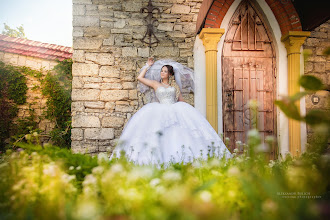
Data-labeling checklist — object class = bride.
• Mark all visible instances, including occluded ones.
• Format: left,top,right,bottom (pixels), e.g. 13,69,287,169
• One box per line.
110,57,232,166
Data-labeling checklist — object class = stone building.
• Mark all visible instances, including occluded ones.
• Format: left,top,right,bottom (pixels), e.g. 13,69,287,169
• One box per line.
71,0,329,158
0,34,73,133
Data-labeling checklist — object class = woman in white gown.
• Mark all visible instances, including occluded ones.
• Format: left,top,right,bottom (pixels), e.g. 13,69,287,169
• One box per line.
110,58,232,166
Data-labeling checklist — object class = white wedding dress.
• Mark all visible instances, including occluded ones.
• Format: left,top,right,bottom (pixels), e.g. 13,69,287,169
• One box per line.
110,86,232,166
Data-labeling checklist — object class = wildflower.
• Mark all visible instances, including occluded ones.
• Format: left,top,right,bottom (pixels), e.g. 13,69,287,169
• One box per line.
268,160,275,168
228,166,240,177
92,166,105,175
69,166,74,170
76,166,81,170
110,163,123,173
209,158,220,167
162,170,182,182
199,190,212,202
262,199,278,213
150,178,161,187
97,152,108,164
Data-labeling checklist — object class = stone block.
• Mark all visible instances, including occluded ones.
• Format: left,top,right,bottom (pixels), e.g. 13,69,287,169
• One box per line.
73,50,85,62
157,23,174,32
114,19,126,28
102,116,125,128
84,83,100,89
72,115,100,128
122,47,138,57
73,16,99,27
129,90,138,100
84,27,111,38
73,38,103,50
105,102,115,110
122,82,136,90
85,53,114,65
84,101,105,109
171,4,190,14
152,46,180,57
123,1,142,12
73,4,85,15
138,47,150,57
71,102,85,112
73,0,92,4
72,63,99,76
71,128,84,141
314,62,326,73
103,35,115,46
72,89,100,101
100,83,123,90
72,77,84,88
100,90,129,101
99,66,120,77
115,105,134,113
85,128,114,140
183,23,196,34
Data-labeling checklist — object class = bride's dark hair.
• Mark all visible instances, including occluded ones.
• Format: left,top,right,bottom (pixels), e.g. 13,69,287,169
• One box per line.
162,65,175,77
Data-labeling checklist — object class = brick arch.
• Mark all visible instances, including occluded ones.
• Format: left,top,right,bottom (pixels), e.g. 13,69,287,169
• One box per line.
199,0,302,35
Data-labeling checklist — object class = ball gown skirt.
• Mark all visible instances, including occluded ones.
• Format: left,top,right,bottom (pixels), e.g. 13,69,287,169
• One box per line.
110,86,232,166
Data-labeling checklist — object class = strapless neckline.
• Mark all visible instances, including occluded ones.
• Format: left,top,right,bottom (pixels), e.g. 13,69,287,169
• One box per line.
156,86,172,92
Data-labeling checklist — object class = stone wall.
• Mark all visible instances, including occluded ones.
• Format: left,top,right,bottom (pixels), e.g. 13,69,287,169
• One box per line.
303,19,330,142
72,0,202,154
0,51,58,133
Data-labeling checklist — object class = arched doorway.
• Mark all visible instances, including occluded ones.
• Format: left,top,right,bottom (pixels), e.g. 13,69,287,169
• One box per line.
222,0,277,158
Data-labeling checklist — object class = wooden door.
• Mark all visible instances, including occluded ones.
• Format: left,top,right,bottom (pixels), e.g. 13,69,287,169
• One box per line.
222,0,277,159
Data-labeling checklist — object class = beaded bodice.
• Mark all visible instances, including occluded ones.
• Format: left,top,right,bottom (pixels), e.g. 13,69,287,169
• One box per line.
155,86,177,104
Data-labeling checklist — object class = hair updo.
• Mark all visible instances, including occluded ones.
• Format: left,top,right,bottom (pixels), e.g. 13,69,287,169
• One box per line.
163,65,174,77
161,65,180,100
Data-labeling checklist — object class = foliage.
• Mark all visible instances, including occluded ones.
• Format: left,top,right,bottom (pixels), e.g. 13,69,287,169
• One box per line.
41,59,72,148
0,137,329,220
1,23,26,38
274,71,329,155
0,61,28,151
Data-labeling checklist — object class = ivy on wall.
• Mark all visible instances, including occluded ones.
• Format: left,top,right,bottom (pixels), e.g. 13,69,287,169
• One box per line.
0,59,73,151
42,59,72,148
0,61,29,151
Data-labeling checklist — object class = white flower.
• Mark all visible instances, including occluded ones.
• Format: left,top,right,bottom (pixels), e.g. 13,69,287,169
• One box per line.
192,160,201,168
110,163,123,173
76,166,81,170
150,178,161,187
92,166,105,175
268,160,275,168
83,174,97,186
228,166,240,177
162,170,182,182
69,166,74,170
97,153,108,164
209,158,220,167
199,191,212,202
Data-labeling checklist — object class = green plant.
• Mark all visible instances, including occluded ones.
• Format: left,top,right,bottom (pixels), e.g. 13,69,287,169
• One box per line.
42,59,72,148
0,61,28,151
2,23,26,38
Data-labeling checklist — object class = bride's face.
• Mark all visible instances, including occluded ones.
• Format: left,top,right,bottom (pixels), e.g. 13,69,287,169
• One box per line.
160,66,169,80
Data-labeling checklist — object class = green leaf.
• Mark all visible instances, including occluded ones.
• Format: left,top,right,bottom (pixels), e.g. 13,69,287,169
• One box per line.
290,91,310,102
299,75,323,91
274,99,302,121
304,110,329,125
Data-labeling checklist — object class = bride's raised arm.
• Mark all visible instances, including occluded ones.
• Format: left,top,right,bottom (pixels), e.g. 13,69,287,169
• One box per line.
137,57,158,90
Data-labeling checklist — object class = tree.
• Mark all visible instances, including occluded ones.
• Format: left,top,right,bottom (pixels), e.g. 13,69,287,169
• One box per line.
2,23,26,38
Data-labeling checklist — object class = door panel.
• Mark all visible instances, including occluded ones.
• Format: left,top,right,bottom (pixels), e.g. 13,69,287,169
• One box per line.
222,0,277,159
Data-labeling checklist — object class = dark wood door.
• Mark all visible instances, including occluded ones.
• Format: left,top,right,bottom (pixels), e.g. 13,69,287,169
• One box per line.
222,0,277,159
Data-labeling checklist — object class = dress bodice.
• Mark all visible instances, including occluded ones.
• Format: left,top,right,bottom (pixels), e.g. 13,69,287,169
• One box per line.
155,86,176,104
